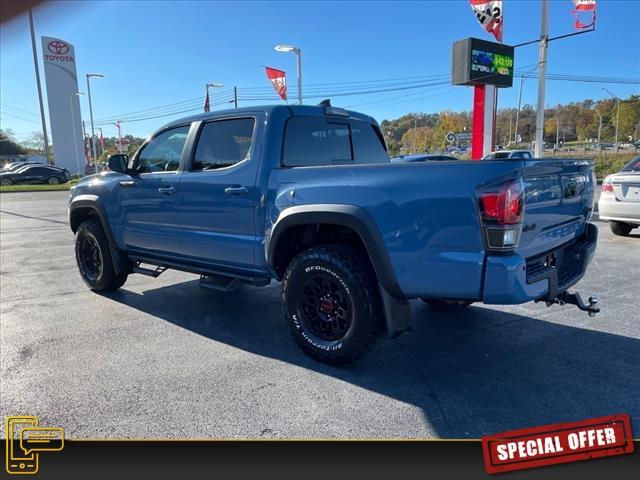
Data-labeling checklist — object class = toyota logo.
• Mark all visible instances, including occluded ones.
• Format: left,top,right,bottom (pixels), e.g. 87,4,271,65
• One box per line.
48,41,69,55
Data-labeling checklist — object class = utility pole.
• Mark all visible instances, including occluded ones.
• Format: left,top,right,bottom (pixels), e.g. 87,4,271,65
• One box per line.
113,120,124,155
234,86,238,109
96,127,103,159
86,73,103,173
412,115,417,153
555,114,560,151
28,9,51,164
534,0,549,157
508,110,512,145
602,88,621,150
514,74,525,145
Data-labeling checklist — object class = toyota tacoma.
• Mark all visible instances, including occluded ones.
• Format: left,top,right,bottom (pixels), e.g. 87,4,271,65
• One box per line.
69,104,599,365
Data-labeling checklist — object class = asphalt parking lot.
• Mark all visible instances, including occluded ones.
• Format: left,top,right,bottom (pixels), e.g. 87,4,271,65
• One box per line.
1,190,638,439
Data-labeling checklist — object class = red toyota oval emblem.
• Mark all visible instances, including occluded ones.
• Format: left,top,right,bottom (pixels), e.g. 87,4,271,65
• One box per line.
48,40,69,55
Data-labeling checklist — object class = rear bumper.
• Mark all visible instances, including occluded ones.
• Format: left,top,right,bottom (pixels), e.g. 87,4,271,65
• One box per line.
598,195,640,225
482,223,598,304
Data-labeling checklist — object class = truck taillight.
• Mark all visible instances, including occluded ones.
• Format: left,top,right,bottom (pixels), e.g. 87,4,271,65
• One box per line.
601,176,614,193
478,179,524,251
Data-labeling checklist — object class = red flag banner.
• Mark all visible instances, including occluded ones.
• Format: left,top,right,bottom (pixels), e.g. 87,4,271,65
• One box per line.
469,0,503,42
572,0,596,29
203,91,210,112
265,66,287,101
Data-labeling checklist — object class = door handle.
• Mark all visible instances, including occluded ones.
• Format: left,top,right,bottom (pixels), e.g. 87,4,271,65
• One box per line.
224,186,248,197
157,186,176,195
119,179,135,187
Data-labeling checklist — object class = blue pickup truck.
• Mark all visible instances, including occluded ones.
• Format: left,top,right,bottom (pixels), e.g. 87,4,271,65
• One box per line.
69,104,599,365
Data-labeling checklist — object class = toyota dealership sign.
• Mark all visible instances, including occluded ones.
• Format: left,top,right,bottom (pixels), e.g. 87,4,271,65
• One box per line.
41,37,84,173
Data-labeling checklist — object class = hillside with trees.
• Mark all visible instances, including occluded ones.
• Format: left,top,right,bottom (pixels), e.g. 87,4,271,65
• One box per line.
381,94,640,156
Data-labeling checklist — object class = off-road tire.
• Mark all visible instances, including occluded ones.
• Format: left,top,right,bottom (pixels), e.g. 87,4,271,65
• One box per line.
609,221,633,236
75,219,128,291
282,244,383,366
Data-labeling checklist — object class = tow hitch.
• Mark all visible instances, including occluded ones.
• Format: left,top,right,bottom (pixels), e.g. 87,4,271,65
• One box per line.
543,291,600,317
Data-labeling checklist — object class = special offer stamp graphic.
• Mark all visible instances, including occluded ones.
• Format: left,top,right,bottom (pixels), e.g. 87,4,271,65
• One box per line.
481,414,634,474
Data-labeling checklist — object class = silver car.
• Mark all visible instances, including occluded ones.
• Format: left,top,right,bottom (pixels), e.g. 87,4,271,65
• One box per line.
598,156,640,236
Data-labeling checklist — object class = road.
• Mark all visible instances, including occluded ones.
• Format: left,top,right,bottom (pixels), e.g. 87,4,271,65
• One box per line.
1,191,638,439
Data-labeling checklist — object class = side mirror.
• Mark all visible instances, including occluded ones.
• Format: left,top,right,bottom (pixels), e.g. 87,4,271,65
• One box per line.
107,154,128,173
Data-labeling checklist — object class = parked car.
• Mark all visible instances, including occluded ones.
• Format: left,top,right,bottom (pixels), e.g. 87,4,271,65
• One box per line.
1,161,46,172
0,165,70,186
69,104,599,365
483,150,533,160
598,156,640,236
390,154,459,163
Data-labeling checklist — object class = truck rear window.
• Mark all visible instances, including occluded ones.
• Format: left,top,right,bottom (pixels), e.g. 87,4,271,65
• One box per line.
282,117,388,167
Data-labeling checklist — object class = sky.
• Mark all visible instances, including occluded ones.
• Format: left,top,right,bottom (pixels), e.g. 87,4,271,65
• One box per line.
1,0,639,140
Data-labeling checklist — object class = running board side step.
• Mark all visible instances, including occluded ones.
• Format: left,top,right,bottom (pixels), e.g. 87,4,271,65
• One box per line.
133,261,167,277
199,274,241,292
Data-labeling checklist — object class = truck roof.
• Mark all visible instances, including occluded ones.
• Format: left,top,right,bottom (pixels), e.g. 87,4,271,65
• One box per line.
161,104,376,130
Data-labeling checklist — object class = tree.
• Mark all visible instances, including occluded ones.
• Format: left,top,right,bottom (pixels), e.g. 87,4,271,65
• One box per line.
0,129,26,155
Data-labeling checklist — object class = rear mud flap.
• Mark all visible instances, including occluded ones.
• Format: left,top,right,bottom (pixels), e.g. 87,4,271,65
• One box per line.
379,285,412,338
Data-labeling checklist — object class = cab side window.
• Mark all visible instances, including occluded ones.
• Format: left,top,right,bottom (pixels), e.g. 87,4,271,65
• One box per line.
134,125,190,173
192,118,255,171
283,117,352,167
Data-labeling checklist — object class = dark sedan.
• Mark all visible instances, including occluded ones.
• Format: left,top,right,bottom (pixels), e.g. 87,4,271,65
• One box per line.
390,154,459,163
0,165,70,186
1,161,46,172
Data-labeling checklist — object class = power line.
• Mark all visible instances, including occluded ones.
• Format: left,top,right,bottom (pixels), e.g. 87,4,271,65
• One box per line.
1,104,40,117
91,70,639,126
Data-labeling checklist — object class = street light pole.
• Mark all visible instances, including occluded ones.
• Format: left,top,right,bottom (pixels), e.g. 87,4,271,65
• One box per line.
274,44,302,104
295,48,302,105
603,88,620,149
69,92,84,176
555,114,560,151
86,73,103,173
28,9,51,164
205,82,224,112
593,106,602,146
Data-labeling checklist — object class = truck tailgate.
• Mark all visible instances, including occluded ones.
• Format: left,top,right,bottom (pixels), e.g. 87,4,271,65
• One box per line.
517,159,596,259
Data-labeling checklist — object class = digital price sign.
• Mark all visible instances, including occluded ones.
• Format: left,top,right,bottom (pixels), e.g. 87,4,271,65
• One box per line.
452,37,515,88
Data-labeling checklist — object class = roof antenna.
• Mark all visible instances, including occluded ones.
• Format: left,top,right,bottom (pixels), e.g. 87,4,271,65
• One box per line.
318,99,331,107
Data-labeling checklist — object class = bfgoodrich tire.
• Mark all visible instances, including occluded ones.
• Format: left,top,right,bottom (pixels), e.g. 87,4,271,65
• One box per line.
609,221,633,236
75,219,128,291
282,244,383,366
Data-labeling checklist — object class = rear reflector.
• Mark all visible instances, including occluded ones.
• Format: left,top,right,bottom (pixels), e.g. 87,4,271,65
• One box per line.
485,227,521,249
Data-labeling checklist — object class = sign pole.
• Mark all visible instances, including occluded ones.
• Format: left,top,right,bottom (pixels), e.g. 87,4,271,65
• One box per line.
472,85,486,160
28,9,51,164
534,0,549,157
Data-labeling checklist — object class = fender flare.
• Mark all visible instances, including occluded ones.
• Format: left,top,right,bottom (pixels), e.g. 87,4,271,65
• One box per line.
267,204,403,299
69,195,128,275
